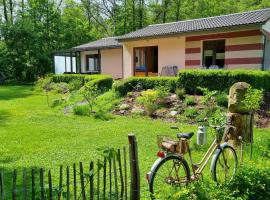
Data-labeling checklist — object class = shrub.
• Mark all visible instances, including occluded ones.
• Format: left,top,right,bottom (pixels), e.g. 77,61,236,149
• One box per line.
184,107,198,119
216,92,228,107
184,96,196,106
175,88,186,100
68,79,82,91
197,87,218,105
178,70,270,94
94,91,121,120
136,90,159,116
73,104,90,116
79,83,100,113
114,77,178,96
243,87,264,111
51,74,113,91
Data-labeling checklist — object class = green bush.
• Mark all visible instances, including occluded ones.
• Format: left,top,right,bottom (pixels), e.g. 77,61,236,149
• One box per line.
51,74,113,91
184,96,196,106
114,77,178,96
68,79,82,91
73,104,90,116
175,88,186,99
178,70,270,94
173,164,270,200
216,92,228,107
136,90,159,116
184,107,198,119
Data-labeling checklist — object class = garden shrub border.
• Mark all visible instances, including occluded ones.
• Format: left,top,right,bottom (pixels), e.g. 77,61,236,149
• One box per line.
51,74,113,91
113,77,178,96
178,70,270,94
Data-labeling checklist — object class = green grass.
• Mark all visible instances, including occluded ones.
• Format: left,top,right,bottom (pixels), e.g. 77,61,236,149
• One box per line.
0,85,270,199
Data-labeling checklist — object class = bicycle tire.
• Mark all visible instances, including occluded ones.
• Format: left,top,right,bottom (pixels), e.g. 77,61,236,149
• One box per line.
211,144,238,184
149,155,190,199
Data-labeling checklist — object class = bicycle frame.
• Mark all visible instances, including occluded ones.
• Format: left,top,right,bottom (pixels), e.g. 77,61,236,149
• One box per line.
186,138,220,177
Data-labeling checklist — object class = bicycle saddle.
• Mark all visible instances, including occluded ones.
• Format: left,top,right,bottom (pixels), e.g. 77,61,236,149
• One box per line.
177,132,194,139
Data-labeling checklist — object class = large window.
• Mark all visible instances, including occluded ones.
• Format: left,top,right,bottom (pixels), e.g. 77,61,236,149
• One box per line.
86,54,100,72
203,40,225,68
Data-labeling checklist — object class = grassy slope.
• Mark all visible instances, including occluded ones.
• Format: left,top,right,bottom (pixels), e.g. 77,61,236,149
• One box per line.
0,85,269,198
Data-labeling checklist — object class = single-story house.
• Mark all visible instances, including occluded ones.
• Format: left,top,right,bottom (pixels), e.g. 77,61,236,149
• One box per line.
54,8,270,79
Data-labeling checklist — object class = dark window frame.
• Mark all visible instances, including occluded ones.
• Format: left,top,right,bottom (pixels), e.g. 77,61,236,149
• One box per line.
86,54,101,73
202,39,225,68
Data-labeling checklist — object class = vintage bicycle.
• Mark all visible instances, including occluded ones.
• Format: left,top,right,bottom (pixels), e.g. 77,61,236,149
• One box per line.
146,119,238,199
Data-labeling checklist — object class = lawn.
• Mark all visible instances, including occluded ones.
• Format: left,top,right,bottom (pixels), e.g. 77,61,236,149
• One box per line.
0,85,270,199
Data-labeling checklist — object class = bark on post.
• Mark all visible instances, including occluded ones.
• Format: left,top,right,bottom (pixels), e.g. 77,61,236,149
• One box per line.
128,134,140,200
225,82,254,161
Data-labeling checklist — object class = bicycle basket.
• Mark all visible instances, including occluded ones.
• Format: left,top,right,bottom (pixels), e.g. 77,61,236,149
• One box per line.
157,135,178,153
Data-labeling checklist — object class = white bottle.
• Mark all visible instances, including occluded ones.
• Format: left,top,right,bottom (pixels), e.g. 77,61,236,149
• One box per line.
197,126,207,145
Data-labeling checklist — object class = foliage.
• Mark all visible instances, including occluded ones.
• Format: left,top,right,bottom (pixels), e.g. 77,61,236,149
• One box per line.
79,83,100,113
184,107,198,119
243,87,264,111
73,104,90,116
114,77,178,96
184,96,196,106
197,87,218,105
178,70,270,94
94,91,121,120
173,164,270,200
136,90,159,116
68,79,82,91
175,88,186,100
155,85,170,101
216,92,228,107
51,74,113,92
208,108,226,126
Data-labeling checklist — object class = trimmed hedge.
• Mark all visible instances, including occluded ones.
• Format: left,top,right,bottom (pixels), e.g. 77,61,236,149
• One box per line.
51,74,113,91
178,70,270,94
113,77,178,96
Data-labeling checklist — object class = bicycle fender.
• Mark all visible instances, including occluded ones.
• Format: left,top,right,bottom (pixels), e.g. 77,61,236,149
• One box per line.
148,157,164,181
210,143,228,176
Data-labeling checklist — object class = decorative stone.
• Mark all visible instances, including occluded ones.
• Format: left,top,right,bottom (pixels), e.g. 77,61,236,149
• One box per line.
170,111,178,117
228,82,250,114
131,107,145,115
119,103,130,110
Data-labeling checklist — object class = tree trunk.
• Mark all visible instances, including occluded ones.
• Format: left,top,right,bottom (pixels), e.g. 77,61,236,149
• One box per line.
3,0,8,22
175,0,181,21
9,0,13,23
162,0,169,23
132,0,135,30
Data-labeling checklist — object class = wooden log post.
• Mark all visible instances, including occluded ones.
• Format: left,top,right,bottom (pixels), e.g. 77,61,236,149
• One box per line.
226,82,255,162
128,134,140,200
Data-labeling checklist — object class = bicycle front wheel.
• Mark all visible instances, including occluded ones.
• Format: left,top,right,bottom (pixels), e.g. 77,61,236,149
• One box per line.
149,155,190,199
211,144,238,184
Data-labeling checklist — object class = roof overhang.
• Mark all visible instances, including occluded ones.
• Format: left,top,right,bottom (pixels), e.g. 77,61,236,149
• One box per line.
72,45,122,52
118,23,264,42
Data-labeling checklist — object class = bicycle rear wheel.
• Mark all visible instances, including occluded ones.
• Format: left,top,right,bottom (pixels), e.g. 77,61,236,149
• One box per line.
211,145,238,184
149,155,190,199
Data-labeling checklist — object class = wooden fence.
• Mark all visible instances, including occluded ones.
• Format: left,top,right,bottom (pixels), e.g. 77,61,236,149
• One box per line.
0,135,140,200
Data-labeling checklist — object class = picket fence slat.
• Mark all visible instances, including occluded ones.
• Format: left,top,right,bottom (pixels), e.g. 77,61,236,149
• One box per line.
79,162,86,200
97,160,100,200
31,169,35,200
23,169,27,200
123,146,128,200
113,155,118,200
67,166,70,200
109,159,112,200
0,169,4,200
73,163,77,200
12,169,16,200
48,170,53,200
90,161,94,200
103,158,106,200
118,149,124,200
40,168,45,200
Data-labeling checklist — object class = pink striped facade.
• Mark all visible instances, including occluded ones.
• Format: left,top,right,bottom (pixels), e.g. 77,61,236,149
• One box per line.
185,29,264,69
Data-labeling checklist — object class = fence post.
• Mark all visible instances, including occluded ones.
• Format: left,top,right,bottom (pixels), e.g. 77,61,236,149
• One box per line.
128,134,140,200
